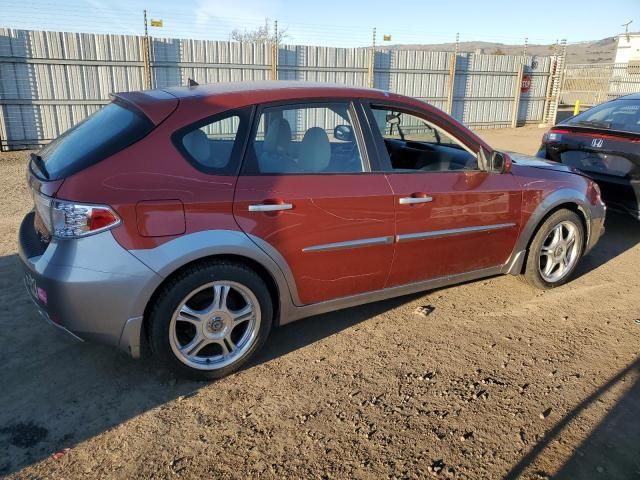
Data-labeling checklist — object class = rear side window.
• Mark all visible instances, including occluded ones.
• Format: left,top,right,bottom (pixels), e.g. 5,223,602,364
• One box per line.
173,108,251,175
37,101,153,180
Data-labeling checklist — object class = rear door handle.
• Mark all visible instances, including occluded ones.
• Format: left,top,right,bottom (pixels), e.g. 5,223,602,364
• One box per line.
399,195,433,205
248,203,293,212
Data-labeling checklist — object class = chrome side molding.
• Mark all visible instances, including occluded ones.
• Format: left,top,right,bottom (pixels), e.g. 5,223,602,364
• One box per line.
302,236,395,253
302,223,516,252
396,223,516,243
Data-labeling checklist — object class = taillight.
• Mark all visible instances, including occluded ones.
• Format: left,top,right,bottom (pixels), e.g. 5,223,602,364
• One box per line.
542,129,564,144
33,192,120,239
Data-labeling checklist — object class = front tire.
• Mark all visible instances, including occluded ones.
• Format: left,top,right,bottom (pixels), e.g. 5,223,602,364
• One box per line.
521,209,585,289
149,261,273,380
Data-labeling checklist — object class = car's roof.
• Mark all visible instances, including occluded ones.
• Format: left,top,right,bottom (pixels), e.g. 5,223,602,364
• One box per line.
114,81,398,125
114,80,492,152
160,80,390,99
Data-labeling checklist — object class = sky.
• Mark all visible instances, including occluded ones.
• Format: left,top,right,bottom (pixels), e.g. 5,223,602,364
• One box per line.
1,0,638,47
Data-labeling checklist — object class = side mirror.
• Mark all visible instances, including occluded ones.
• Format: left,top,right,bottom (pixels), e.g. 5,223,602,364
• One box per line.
490,151,511,174
385,113,401,125
334,124,354,142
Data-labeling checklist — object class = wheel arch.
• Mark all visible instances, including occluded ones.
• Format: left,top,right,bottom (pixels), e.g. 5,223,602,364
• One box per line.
506,188,592,275
140,252,283,351
128,230,300,353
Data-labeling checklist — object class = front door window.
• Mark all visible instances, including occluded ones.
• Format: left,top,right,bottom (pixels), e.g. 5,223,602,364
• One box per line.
370,106,479,172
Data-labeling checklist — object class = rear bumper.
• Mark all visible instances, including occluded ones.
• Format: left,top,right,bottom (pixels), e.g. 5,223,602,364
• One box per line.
18,213,162,357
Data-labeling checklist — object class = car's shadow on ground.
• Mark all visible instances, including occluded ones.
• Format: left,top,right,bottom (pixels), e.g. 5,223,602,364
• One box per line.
574,211,640,277
0,252,414,475
0,212,637,475
504,357,640,480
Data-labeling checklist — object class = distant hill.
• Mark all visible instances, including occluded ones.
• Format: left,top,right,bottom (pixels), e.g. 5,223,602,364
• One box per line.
383,36,623,64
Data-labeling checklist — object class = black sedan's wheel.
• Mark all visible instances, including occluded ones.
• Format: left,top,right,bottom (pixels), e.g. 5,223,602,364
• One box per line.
521,209,585,289
149,261,273,380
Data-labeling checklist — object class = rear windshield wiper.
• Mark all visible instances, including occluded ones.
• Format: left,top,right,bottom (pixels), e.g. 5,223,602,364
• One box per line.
30,153,49,179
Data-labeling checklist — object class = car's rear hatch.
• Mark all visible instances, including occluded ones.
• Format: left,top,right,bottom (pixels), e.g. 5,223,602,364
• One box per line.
26,89,179,249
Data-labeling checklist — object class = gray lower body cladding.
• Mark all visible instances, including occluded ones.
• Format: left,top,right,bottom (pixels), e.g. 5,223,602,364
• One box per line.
17,192,606,359
18,214,162,354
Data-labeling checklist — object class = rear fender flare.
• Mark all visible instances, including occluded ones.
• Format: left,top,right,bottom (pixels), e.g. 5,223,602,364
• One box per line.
129,229,300,307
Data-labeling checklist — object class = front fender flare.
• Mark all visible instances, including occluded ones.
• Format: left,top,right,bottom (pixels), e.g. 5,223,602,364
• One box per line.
504,188,594,275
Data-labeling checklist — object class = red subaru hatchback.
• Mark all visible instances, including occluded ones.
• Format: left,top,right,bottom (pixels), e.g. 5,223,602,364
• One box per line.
19,81,605,379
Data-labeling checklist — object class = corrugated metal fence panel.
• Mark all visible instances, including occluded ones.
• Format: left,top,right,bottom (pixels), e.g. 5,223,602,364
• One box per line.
0,28,146,147
453,53,551,128
518,56,552,123
151,39,272,88
278,45,369,86
1,28,555,149
453,54,518,128
383,50,450,111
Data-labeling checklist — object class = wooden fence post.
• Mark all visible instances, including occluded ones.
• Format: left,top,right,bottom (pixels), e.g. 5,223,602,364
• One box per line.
367,48,375,88
445,52,456,115
142,36,153,90
511,63,524,128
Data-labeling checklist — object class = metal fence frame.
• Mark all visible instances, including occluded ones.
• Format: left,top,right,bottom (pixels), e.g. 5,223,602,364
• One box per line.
1,28,558,151
560,62,640,108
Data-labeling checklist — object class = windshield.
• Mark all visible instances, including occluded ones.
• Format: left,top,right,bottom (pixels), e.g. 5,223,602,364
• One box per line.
35,101,153,180
565,98,640,134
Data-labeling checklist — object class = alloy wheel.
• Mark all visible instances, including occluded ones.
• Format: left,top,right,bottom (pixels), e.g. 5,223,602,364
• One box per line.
538,220,581,283
169,281,261,370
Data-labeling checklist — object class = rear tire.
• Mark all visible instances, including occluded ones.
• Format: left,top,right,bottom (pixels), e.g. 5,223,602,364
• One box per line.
148,261,273,380
521,209,585,289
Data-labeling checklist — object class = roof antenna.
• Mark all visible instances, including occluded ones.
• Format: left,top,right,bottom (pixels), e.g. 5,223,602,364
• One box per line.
622,20,633,42
187,78,199,88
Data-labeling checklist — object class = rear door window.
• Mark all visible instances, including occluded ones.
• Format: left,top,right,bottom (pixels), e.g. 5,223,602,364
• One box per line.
242,102,366,174
36,101,154,180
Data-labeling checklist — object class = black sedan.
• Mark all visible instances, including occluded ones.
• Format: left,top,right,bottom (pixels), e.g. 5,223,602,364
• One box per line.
537,93,640,219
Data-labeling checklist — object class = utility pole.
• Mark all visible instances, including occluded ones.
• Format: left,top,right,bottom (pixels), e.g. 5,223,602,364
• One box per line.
622,20,633,41
523,37,528,59
454,32,459,56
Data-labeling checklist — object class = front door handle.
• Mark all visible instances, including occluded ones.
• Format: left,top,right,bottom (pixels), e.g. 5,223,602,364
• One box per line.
248,203,293,212
399,194,433,205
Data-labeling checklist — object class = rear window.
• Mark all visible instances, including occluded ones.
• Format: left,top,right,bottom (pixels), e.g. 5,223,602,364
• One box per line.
35,101,153,180
565,99,640,134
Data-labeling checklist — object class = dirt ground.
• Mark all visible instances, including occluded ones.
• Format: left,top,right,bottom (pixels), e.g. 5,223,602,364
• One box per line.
0,126,639,479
